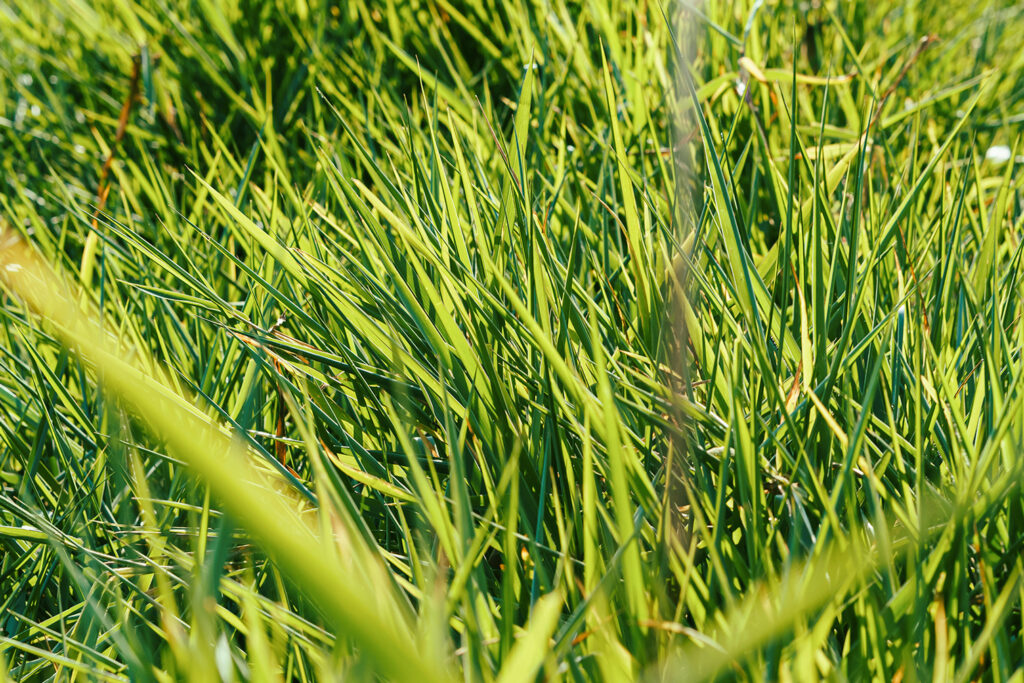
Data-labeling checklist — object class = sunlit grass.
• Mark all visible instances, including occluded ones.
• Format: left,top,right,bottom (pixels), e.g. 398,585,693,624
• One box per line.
2,0,1024,680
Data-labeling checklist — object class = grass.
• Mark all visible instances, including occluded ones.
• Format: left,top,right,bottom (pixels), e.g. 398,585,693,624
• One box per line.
1,0,1024,680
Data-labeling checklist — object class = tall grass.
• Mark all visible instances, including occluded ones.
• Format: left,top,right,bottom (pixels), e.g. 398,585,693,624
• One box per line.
2,0,1024,680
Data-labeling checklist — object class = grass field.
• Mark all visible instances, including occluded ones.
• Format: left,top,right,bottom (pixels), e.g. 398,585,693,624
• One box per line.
2,0,1024,680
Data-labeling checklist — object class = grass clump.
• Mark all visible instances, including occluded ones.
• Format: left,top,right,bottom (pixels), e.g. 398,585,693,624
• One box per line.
2,0,1024,680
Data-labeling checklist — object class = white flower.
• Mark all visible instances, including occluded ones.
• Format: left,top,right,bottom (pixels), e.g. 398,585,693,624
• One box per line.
985,145,1012,165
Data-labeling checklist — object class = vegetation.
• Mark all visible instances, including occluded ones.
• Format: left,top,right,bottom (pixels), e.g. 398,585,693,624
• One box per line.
2,0,1024,679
